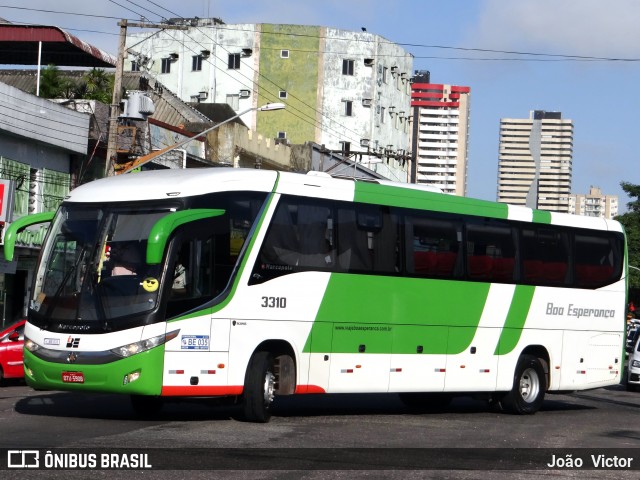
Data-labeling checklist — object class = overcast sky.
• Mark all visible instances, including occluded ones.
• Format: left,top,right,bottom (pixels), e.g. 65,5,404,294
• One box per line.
1,0,638,211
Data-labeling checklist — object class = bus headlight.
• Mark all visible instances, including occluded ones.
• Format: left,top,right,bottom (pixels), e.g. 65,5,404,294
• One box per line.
110,329,180,358
24,337,41,353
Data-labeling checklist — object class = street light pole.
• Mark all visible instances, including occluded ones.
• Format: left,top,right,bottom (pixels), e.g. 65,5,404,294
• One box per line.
118,103,285,174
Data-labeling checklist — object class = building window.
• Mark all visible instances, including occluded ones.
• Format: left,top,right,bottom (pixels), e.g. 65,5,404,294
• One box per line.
192,55,203,71
279,90,288,99
343,100,353,116
380,106,386,123
277,131,287,139
226,94,239,110
131,60,140,72
342,59,354,75
161,58,171,74
339,141,351,155
228,53,241,69
281,50,290,58
383,67,388,84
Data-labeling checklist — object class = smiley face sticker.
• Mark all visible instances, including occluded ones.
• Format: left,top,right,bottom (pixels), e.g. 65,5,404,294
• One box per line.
141,277,159,292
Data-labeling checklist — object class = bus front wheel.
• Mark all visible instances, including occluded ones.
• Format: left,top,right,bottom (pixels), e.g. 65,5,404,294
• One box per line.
502,354,546,414
243,350,276,423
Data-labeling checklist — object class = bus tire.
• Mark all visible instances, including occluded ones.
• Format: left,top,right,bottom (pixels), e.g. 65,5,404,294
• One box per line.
502,354,546,414
130,395,164,417
243,350,276,423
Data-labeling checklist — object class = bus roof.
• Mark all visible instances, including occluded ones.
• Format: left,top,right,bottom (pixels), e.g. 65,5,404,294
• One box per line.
64,168,622,233
66,168,279,203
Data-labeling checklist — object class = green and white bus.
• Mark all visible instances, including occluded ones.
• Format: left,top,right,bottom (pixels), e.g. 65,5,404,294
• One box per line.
4,168,627,422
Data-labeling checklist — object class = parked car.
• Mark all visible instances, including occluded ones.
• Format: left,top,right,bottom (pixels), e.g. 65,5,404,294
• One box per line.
627,327,640,392
626,319,640,353
0,319,26,383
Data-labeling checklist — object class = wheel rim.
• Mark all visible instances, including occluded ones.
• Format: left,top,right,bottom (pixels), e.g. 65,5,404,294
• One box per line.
519,367,540,404
263,371,275,406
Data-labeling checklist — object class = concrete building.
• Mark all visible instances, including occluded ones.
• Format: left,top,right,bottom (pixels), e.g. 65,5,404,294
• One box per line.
410,71,470,195
497,110,573,212
569,186,618,219
125,19,413,182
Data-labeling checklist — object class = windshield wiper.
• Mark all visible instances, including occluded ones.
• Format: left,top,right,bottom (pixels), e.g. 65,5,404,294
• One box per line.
43,246,89,319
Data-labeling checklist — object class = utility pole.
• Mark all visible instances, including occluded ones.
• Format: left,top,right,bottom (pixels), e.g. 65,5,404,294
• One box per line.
105,19,189,177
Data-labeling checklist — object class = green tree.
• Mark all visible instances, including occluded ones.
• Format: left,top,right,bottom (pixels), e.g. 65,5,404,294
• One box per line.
79,68,114,103
38,64,74,98
37,65,113,102
615,181,640,289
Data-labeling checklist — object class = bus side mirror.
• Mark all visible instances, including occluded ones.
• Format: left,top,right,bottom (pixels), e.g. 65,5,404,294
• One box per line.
3,211,55,261
146,209,225,264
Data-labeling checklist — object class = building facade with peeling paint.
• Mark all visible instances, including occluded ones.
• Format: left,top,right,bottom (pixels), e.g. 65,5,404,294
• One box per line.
126,19,413,182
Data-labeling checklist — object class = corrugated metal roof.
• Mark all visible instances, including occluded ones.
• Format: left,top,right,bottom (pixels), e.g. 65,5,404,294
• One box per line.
0,70,214,132
0,24,116,67
0,69,85,95
122,72,214,129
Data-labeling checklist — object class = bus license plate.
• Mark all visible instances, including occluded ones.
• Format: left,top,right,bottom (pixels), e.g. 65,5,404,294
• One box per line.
62,371,85,383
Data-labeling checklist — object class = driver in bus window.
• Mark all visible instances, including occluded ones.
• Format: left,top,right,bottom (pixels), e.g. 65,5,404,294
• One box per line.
111,244,139,276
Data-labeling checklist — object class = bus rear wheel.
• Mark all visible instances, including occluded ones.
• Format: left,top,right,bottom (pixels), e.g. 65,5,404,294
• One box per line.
243,351,276,423
502,354,546,414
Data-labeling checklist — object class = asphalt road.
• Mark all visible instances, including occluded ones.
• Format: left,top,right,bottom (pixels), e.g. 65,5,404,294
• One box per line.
0,380,639,479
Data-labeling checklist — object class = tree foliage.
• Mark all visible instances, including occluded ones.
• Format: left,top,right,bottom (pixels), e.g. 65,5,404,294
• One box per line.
616,181,640,289
38,65,113,103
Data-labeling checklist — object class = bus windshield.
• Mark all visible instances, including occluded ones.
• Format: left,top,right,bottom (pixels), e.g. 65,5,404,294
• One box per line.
31,205,173,330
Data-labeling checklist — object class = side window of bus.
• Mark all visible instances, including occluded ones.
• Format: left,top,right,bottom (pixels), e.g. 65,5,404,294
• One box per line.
521,227,570,286
336,203,399,274
466,221,517,282
406,214,461,279
574,232,621,289
251,196,336,283
165,217,230,318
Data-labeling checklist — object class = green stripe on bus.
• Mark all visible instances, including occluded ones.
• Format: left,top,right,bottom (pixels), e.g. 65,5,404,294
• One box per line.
304,274,490,354
353,182,510,219
494,285,535,355
532,210,552,224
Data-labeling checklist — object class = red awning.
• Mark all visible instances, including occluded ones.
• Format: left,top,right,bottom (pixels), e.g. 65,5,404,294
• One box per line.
0,24,116,68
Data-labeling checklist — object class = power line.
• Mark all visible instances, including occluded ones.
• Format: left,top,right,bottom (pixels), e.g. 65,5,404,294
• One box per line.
2,4,637,62
0,5,123,20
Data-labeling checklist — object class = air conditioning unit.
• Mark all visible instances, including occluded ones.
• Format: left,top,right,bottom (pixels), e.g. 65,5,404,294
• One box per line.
241,48,253,57
362,98,372,107
239,89,251,98
198,91,208,100
360,138,370,147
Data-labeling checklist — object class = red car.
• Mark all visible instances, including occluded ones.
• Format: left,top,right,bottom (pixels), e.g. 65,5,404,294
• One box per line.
0,319,26,383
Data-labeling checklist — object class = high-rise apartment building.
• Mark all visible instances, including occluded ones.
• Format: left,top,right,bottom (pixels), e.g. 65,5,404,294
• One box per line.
497,110,573,212
569,186,618,219
410,71,470,195
126,19,413,181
